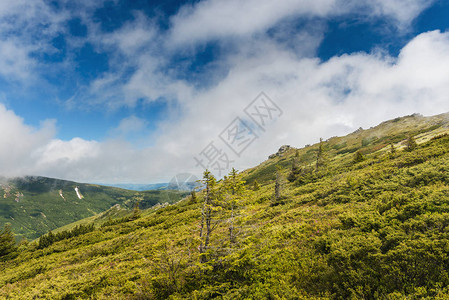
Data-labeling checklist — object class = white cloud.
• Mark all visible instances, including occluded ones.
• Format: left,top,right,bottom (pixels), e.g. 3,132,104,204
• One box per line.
0,104,56,176
0,39,36,80
147,30,449,179
98,13,157,57
0,0,114,85
0,0,69,81
169,0,434,46
71,0,434,110
169,0,336,45
3,30,449,183
0,0,446,183
370,0,434,29
34,138,100,166
113,116,147,136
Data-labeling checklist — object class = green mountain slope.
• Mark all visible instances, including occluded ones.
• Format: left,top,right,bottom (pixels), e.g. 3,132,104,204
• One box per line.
0,176,186,240
2,113,449,299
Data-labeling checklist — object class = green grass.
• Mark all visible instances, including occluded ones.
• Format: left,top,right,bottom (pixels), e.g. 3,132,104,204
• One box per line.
2,113,449,299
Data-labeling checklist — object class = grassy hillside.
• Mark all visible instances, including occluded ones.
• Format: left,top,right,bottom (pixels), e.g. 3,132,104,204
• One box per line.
2,113,449,299
0,176,187,240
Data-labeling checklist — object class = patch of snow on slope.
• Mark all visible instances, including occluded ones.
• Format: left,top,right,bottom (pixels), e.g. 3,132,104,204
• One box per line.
59,189,65,201
74,186,84,199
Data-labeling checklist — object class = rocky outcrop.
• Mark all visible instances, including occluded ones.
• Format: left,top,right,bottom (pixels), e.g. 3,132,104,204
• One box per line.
269,145,292,159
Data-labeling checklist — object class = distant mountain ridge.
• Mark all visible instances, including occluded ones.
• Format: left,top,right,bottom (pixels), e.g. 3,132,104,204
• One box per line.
99,183,169,191
101,181,200,192
0,176,186,240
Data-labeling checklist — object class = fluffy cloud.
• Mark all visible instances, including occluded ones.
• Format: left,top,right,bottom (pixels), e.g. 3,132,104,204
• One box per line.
370,0,434,28
113,116,148,136
5,30,448,183
169,0,434,46
0,104,56,176
150,30,449,178
80,0,435,109
169,0,335,45
0,0,447,183
0,0,68,81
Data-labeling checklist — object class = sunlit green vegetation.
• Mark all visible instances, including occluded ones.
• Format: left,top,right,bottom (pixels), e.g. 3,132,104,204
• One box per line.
2,113,449,299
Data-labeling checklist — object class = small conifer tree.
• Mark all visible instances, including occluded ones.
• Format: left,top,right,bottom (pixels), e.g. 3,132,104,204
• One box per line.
189,190,197,203
223,168,245,244
253,180,260,191
199,170,217,262
316,138,326,170
0,224,17,261
389,143,396,159
354,151,365,163
406,135,417,151
288,156,301,182
132,199,141,219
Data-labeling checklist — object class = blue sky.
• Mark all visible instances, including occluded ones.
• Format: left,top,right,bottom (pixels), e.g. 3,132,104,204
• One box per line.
1,0,449,183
